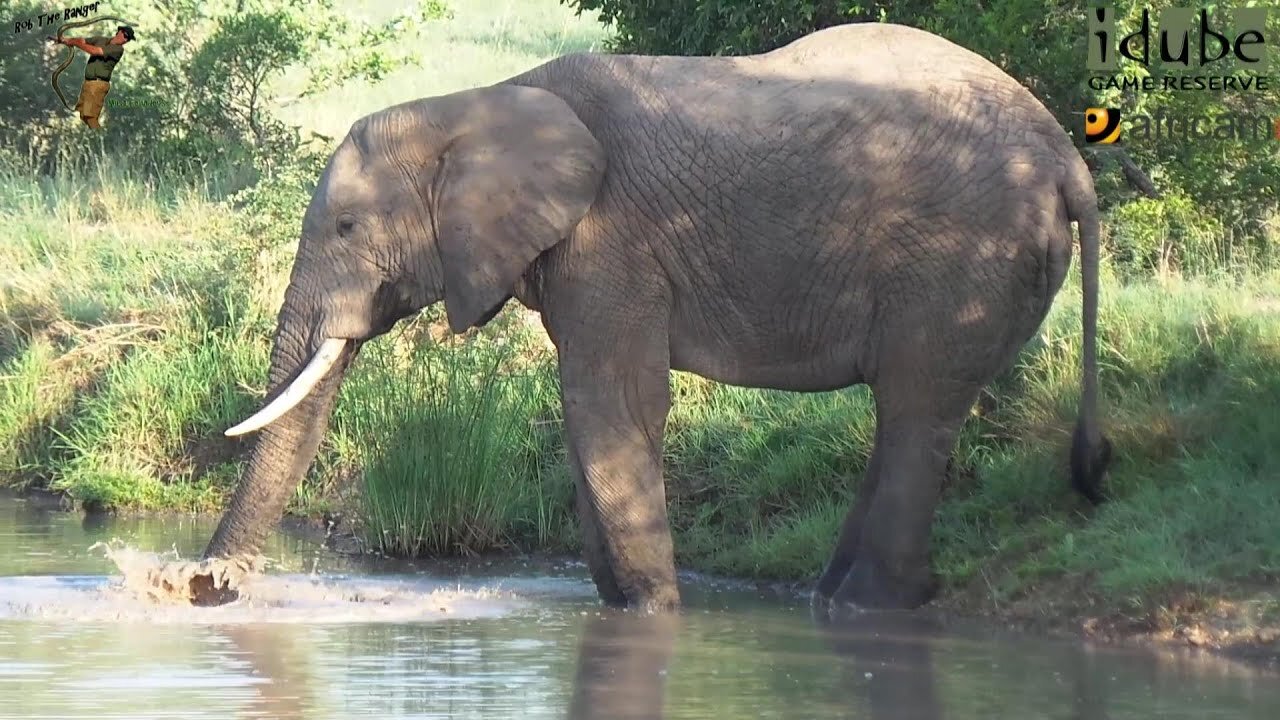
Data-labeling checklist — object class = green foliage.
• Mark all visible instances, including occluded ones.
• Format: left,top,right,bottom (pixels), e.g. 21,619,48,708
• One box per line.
564,0,851,55
188,11,308,154
0,0,59,153
338,315,574,556
0,0,450,178
1107,193,1231,278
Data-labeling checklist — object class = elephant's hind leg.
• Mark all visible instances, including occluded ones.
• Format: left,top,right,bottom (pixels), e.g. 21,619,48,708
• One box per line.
557,336,679,612
813,421,887,605
831,379,978,610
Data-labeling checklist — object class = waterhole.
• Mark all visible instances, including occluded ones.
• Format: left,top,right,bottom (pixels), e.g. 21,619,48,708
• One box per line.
0,495,1276,719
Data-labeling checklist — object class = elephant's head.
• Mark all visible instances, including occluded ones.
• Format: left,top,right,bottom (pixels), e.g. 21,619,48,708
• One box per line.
199,85,606,577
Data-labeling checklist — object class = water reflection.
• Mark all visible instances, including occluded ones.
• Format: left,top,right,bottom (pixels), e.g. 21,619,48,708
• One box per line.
818,611,944,720
220,624,319,720
567,609,679,719
79,511,110,534
1068,642,1113,720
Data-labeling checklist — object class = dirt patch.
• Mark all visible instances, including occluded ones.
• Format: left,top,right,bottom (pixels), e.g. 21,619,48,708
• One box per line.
706,568,1280,672
932,575,1280,671
1077,588,1280,670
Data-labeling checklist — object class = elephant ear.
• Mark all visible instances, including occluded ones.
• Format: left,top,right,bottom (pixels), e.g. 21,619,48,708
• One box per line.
434,86,606,334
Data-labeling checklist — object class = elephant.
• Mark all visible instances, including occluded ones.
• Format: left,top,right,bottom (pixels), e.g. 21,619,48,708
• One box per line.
199,21,1111,613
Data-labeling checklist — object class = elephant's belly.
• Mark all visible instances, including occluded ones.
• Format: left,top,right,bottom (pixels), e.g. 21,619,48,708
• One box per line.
668,335,867,392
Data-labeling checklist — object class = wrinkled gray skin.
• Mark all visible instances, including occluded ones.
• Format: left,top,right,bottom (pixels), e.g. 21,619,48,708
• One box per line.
202,23,1111,612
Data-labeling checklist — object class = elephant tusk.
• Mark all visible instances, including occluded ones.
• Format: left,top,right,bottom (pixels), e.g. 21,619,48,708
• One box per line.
225,338,348,437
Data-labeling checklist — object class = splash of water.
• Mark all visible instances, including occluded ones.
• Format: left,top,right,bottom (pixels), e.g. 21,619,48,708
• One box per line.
0,540,525,624
91,540,264,605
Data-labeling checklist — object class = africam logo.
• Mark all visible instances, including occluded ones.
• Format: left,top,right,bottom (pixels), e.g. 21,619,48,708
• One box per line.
1085,107,1280,143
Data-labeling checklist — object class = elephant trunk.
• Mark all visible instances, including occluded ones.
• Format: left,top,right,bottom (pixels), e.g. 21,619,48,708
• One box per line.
202,296,354,564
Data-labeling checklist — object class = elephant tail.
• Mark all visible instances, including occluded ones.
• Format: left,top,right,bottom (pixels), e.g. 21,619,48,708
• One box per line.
1064,166,1111,506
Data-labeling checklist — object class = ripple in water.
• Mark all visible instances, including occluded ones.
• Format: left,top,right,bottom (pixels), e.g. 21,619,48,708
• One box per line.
0,540,526,624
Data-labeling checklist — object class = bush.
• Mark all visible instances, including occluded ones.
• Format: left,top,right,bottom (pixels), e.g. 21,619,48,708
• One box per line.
1107,193,1230,278
0,0,450,179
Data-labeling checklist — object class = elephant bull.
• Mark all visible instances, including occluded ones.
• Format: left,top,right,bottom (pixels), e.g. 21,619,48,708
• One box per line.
202,22,1111,612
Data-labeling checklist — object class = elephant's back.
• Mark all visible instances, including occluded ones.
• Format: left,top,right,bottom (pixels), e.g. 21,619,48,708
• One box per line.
750,23,1065,140
521,37,1076,234
758,23,1006,81
543,24,1069,160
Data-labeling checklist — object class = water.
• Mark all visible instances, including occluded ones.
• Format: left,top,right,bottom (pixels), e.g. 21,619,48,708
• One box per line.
0,494,1276,719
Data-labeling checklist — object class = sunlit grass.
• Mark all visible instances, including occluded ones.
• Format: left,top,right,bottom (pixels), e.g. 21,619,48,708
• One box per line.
271,0,611,138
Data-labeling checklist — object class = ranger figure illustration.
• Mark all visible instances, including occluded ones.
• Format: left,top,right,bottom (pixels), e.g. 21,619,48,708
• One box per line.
47,24,136,129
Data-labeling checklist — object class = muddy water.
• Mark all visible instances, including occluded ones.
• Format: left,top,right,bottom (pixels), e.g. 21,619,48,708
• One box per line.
0,495,1277,719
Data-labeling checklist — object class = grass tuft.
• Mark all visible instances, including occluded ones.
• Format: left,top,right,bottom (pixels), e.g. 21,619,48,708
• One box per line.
335,315,573,556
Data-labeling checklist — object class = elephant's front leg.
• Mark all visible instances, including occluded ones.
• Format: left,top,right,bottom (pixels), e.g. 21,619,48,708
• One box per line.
558,337,679,612
569,448,626,606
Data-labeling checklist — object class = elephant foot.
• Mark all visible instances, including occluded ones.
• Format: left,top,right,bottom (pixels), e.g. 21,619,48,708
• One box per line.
832,557,937,611
632,586,681,614
590,577,677,612
591,577,629,609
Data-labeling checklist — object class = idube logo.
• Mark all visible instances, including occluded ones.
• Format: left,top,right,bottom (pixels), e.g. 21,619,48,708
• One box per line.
1087,6,1272,92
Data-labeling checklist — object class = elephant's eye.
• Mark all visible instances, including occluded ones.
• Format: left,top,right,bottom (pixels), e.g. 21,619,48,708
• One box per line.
336,216,356,237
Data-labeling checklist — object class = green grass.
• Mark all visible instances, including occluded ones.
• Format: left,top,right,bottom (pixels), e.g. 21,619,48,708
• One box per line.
272,0,611,138
333,315,575,556
2,0,1278,627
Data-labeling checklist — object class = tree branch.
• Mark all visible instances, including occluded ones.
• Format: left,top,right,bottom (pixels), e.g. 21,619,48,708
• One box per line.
1084,146,1161,199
